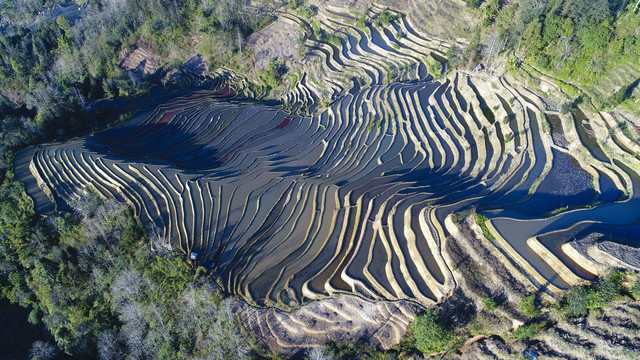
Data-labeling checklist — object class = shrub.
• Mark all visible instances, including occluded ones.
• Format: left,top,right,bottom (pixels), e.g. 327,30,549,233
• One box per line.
617,121,634,141
410,309,453,355
482,0,503,26
325,339,378,359
519,294,541,317
298,5,317,19
374,9,396,27
354,12,369,28
483,297,498,311
28,307,41,325
589,274,619,306
608,85,628,106
446,45,463,69
258,57,288,91
513,322,544,340
558,271,624,317
560,101,575,114
310,20,321,35
507,57,521,70
286,0,304,9
327,35,343,47
561,287,591,317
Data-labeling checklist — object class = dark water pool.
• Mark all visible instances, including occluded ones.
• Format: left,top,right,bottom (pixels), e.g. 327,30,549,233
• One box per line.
509,149,595,216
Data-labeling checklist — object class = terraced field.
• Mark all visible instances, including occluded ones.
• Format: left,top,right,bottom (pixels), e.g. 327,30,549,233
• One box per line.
15,6,640,310
461,301,640,359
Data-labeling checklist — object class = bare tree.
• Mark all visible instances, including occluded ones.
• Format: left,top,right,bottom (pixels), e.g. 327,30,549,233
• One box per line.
24,82,68,123
111,269,147,308
97,331,125,360
236,28,245,53
482,30,503,71
207,298,249,359
307,347,333,360
29,341,58,360
119,315,155,359
148,224,172,255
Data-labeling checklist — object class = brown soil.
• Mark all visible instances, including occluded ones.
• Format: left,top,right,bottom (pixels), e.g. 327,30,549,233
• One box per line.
236,294,418,355
119,42,159,76
247,16,303,70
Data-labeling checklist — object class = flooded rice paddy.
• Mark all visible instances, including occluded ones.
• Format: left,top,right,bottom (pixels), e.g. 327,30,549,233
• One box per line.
15,7,640,307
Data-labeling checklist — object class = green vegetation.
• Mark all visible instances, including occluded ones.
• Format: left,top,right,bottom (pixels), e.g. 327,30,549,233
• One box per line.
374,9,397,27
0,0,274,172
504,133,513,143
445,0,640,111
630,274,640,299
615,120,638,143
506,56,522,71
482,0,503,27
1,1,640,358
451,208,473,223
257,57,288,92
474,214,496,242
446,45,463,69
298,5,317,19
410,308,454,355
482,296,498,311
550,205,569,215
519,294,541,317
424,55,444,78
466,0,479,9
557,270,624,317
400,270,640,358
324,339,400,359
0,172,250,358
499,0,639,109
512,322,546,340
354,12,369,29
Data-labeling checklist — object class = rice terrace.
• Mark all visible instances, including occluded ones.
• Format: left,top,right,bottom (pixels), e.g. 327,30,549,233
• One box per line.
3,0,640,359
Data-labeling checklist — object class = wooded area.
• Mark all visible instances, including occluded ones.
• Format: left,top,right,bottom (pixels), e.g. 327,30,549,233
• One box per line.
0,0,274,173
454,0,640,109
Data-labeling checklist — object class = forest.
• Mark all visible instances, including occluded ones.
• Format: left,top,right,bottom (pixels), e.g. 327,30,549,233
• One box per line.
452,0,640,109
0,0,274,173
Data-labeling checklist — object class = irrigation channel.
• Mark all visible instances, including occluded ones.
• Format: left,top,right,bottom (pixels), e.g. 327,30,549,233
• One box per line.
14,6,640,308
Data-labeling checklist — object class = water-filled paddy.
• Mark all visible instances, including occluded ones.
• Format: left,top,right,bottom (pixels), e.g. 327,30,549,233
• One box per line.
15,11,640,305
18,72,640,306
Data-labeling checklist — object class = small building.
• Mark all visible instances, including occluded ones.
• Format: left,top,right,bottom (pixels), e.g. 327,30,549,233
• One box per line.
522,348,538,360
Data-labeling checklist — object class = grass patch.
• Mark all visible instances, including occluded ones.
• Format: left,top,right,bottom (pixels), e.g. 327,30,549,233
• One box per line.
543,201,602,217
296,5,316,19
475,214,495,242
550,205,569,216
354,12,369,29
257,57,287,93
